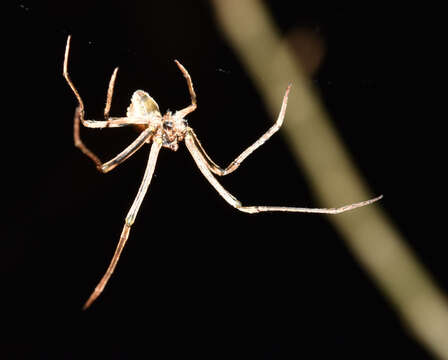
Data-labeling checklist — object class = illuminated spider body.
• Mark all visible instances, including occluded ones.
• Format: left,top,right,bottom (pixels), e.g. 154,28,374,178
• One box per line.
63,36,382,309
127,90,188,152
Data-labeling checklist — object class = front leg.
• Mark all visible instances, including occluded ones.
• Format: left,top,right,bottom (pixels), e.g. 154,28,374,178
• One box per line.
186,85,291,176
174,60,197,118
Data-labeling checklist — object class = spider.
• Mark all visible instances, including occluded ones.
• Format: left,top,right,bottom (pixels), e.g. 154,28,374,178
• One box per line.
63,36,382,309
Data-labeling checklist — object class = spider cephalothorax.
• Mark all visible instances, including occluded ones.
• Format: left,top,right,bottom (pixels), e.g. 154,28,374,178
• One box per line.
126,90,188,151
63,35,382,309
161,112,188,151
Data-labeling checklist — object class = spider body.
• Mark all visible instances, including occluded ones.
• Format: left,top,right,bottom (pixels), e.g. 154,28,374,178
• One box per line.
63,36,382,309
160,112,188,151
126,90,188,151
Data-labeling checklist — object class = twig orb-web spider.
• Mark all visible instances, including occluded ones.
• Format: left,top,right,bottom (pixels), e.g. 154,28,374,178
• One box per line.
63,36,382,309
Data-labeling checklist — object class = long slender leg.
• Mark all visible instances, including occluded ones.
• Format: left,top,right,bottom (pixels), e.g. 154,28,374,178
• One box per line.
185,133,382,214
81,117,149,128
73,107,150,169
83,139,163,309
63,36,86,114
63,36,147,130
104,67,119,119
187,85,291,176
73,106,102,168
100,127,154,173
64,36,124,124
74,107,153,172
64,36,152,171
63,36,103,167
174,60,197,118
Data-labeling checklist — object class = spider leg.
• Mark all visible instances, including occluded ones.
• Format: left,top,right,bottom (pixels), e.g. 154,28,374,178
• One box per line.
63,36,146,128
187,85,291,176
81,117,149,129
100,127,154,173
63,36,131,125
73,108,154,172
101,67,147,127
104,67,118,119
64,36,148,129
83,139,163,309
174,60,197,118
63,36,86,114
64,36,152,170
185,133,382,214
73,106,102,168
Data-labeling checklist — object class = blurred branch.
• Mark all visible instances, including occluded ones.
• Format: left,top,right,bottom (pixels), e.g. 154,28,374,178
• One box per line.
211,0,448,358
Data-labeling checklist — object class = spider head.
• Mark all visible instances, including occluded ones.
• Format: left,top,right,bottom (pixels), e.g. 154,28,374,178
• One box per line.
161,112,188,151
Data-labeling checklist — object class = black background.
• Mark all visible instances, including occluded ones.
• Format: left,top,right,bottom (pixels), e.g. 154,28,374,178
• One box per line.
2,2,445,359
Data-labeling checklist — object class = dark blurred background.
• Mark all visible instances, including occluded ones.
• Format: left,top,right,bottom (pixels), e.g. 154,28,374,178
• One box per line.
2,1,445,359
